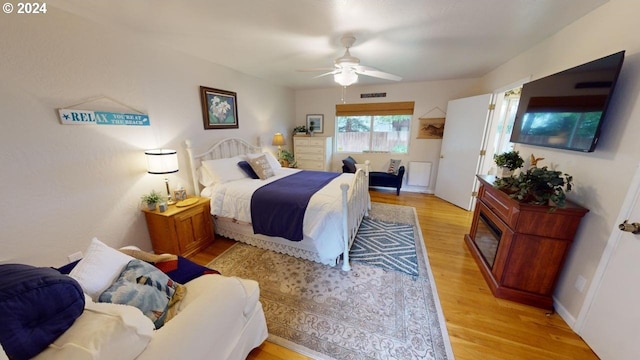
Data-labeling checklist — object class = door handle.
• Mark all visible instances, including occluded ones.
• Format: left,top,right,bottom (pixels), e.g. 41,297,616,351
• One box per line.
618,220,640,234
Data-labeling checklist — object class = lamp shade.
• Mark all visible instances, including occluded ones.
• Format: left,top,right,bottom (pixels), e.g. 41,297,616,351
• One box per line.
145,149,179,174
272,133,286,146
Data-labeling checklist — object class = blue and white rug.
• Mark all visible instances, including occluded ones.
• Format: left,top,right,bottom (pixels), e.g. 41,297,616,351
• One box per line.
350,217,419,276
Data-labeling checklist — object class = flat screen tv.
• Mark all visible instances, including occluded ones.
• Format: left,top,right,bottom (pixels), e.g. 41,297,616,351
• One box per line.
510,51,625,152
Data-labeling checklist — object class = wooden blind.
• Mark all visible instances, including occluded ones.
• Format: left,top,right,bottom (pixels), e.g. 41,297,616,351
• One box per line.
335,101,415,116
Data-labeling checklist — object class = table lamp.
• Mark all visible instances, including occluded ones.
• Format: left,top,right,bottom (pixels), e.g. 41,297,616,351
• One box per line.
272,132,286,159
145,149,179,204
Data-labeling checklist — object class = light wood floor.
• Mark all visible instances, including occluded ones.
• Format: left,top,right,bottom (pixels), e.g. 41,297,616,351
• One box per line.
189,190,598,360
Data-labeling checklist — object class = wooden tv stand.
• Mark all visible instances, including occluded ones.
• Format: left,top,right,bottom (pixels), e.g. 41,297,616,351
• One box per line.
464,175,588,309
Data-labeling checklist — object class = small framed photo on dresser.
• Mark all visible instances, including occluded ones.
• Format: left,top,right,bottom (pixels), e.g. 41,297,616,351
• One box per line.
173,189,187,201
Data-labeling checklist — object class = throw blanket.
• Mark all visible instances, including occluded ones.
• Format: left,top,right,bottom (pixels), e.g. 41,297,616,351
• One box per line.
251,171,340,241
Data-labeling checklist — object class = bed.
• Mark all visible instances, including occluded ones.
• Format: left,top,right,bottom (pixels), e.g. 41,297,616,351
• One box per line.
185,137,370,271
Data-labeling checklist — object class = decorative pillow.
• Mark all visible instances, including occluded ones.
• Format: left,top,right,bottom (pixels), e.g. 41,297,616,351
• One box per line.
342,156,357,173
99,259,179,329
164,256,220,284
69,238,135,301
237,160,260,179
201,156,248,185
247,154,275,180
55,259,80,274
247,152,281,170
388,159,402,175
34,294,154,360
0,264,85,360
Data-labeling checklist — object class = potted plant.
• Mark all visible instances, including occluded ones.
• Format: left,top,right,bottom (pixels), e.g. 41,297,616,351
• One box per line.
493,150,524,177
309,121,315,136
279,149,297,168
293,125,307,136
494,166,573,208
141,190,163,210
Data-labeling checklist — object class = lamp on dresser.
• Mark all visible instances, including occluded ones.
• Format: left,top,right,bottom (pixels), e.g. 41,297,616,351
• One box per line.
145,149,179,204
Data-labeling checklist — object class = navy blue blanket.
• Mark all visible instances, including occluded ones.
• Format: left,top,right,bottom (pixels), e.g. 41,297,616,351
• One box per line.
251,171,340,241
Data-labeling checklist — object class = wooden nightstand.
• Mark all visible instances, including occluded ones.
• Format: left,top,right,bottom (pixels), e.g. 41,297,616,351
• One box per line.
142,197,214,257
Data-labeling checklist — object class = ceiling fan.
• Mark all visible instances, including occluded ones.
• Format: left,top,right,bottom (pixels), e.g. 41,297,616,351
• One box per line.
299,34,402,86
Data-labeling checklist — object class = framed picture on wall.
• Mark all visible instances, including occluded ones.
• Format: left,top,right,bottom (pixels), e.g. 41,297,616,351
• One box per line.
200,86,239,129
306,114,323,134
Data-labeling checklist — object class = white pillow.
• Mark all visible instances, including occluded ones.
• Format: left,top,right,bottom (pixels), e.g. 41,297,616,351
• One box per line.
201,156,248,185
69,238,135,301
247,152,281,170
33,294,154,360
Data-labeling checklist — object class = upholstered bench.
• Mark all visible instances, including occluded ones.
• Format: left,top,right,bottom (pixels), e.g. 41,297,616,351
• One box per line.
342,157,405,195
368,166,405,195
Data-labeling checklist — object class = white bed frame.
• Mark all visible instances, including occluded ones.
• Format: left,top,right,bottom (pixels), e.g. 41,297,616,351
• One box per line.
185,137,370,271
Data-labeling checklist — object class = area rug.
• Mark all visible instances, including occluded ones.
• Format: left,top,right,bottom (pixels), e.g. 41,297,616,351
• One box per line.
350,217,418,276
208,203,453,360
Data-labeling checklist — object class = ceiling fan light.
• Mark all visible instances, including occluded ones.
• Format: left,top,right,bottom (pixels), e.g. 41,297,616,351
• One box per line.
334,71,358,86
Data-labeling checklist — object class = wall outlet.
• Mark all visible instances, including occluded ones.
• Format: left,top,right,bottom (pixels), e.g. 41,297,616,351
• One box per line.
574,275,587,293
67,251,83,263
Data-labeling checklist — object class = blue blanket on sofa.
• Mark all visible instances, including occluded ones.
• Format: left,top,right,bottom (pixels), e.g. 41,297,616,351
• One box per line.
250,171,340,241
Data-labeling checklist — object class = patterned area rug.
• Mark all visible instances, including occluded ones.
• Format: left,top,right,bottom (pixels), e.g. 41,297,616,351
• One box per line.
208,203,453,360
350,217,418,276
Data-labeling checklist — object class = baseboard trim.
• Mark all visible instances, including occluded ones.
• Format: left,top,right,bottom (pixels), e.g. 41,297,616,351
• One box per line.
553,296,577,330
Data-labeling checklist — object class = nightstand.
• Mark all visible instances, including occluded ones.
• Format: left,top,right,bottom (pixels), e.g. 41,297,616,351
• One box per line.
142,197,214,257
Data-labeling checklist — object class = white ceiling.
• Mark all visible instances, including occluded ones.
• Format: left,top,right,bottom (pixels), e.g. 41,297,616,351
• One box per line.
51,0,608,90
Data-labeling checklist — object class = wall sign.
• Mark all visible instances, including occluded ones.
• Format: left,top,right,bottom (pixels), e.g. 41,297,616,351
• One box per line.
58,109,150,126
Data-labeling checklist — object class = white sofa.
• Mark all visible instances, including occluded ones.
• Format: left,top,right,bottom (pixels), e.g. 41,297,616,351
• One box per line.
137,274,268,360
0,239,268,360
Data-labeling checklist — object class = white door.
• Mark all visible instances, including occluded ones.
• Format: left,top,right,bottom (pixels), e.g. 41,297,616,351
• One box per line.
577,164,640,360
435,93,493,210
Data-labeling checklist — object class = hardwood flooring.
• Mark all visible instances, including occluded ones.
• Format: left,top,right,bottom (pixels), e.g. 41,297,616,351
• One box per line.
188,189,598,360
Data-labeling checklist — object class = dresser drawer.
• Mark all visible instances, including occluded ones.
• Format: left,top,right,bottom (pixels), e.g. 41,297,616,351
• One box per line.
297,153,324,161
295,146,324,155
294,137,310,146
309,138,326,146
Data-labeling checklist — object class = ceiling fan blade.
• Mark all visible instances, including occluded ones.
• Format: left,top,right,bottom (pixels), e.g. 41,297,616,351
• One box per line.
296,67,335,72
312,70,340,79
354,65,402,81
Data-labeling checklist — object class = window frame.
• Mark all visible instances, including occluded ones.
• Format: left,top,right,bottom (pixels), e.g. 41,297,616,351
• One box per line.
335,101,415,154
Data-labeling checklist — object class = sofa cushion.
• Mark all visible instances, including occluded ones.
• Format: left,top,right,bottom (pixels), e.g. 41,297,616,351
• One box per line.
0,264,85,360
98,259,179,329
34,294,154,360
342,156,357,173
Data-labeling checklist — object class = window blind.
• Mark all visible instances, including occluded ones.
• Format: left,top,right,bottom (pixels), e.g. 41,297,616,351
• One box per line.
335,101,415,116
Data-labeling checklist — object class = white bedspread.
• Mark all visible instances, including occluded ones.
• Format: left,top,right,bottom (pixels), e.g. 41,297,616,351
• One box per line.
203,168,355,261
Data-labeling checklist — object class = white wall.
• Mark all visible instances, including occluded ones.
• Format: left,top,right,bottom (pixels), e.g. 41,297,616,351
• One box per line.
294,80,479,193
477,0,640,323
0,8,294,266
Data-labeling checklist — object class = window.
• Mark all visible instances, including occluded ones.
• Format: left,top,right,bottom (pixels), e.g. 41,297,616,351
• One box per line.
335,101,414,154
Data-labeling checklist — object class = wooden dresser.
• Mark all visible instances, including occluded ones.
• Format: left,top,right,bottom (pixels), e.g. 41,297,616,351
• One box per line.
465,175,588,309
142,197,214,257
293,136,332,171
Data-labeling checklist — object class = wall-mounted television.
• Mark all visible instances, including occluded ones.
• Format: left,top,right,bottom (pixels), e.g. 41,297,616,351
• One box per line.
510,51,625,152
